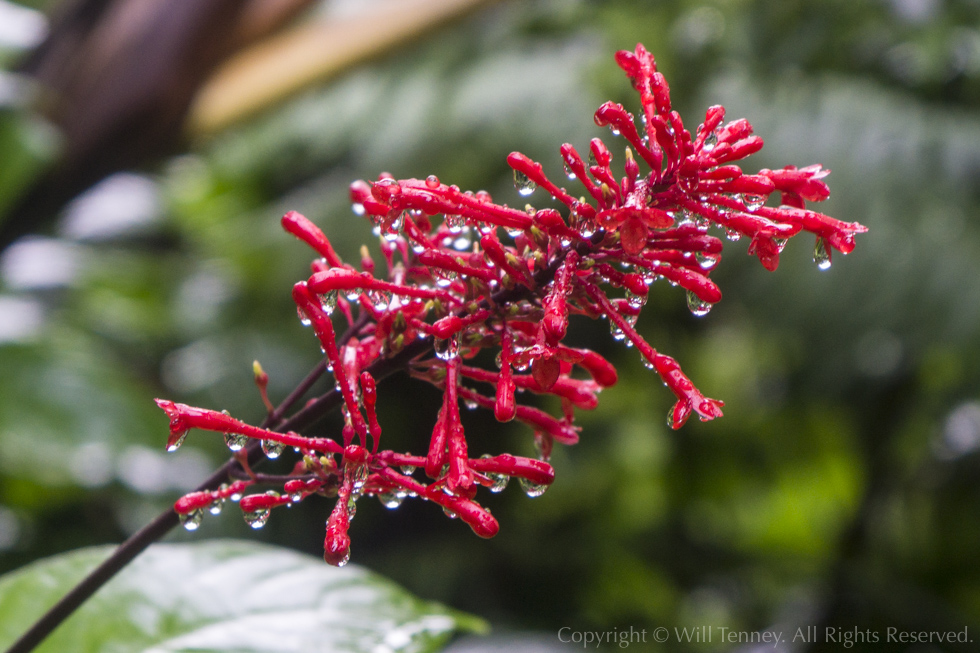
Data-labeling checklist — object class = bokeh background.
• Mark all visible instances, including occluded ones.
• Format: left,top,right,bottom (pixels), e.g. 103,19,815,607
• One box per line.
1,0,979,651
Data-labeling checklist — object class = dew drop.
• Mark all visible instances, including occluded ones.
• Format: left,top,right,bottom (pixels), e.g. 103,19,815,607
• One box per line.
224,432,249,452
702,130,718,152
724,228,741,242
166,430,188,452
519,477,548,498
262,439,285,459
434,333,460,361
425,174,440,189
352,203,365,216
563,163,576,180
296,306,312,327
399,465,416,475
626,290,647,309
208,500,224,516
319,290,339,315
610,320,626,341
445,214,465,234
243,508,270,529
686,290,712,317
513,170,536,196
814,237,832,270
378,492,403,509
179,509,204,531
743,194,765,211
335,549,351,567
489,473,510,493
695,252,719,269
442,507,458,519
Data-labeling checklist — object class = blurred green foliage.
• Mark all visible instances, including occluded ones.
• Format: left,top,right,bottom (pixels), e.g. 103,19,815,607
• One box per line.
2,0,980,651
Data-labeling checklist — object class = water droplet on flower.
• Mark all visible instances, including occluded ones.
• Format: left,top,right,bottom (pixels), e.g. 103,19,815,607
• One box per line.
166,430,188,452
347,496,357,521
610,320,626,341
513,170,536,196
243,508,270,529
641,354,656,370
224,432,248,451
446,214,465,234
399,464,416,475
378,492,403,509
488,472,510,493
814,237,832,270
519,477,548,498
352,203,365,216
702,130,718,152
434,332,460,361
335,549,351,567
209,500,224,516
563,163,576,180
319,290,339,315
666,408,677,429
442,507,458,519
724,228,741,242
296,306,312,327
686,290,712,317
425,174,440,189
626,290,647,309
384,215,404,242
695,252,719,270
588,150,597,167
262,439,285,459
464,399,478,410
179,509,204,531
743,194,765,211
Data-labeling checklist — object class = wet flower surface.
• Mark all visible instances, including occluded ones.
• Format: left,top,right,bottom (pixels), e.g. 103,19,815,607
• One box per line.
157,44,866,566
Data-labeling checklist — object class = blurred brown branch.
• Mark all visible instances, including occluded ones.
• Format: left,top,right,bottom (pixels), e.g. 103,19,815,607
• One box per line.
0,0,494,251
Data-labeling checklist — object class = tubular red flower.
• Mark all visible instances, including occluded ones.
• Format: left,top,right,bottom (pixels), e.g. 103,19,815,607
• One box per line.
156,41,864,566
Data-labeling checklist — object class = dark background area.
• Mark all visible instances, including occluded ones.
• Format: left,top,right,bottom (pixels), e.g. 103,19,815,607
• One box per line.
1,1,979,651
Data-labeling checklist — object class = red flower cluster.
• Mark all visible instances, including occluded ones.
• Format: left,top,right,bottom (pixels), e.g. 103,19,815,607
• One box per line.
156,44,866,566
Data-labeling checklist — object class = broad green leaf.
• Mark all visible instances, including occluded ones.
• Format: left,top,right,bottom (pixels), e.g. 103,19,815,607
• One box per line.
0,540,485,653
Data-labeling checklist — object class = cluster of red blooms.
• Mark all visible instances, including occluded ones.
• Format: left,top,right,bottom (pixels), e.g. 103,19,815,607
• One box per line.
156,44,866,566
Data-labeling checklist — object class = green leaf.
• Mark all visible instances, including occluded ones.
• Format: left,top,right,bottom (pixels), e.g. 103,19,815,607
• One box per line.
0,539,486,653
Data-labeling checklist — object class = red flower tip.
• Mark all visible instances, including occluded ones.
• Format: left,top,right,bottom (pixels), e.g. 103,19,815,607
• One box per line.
324,501,352,567
174,492,214,515
155,399,188,451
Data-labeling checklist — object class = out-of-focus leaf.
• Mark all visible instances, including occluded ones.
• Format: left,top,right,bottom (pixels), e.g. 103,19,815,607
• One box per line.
0,539,485,653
